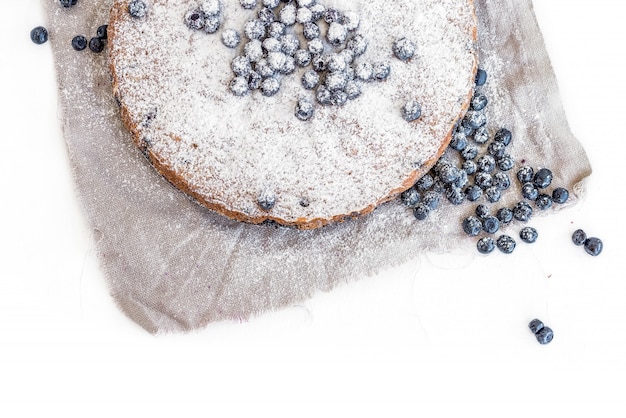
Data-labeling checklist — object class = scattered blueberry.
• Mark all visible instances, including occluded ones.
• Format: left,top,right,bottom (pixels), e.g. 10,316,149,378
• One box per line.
496,235,516,254
477,155,496,173
258,191,276,211
295,98,314,121
422,191,441,210
347,34,368,56
470,92,488,111
88,37,105,53
475,68,487,86
372,61,391,81
473,126,489,144
488,141,506,159
465,184,483,201
496,207,513,224
496,154,514,171
482,215,500,234
449,132,468,151
584,237,603,256
535,193,553,210
484,186,502,203
59,0,78,7
261,77,281,96
222,29,241,48
521,182,539,201
476,237,495,254
392,37,416,61
475,204,490,219
71,35,87,51
552,187,569,204
493,172,511,190
413,203,430,220
302,22,320,40
240,0,257,9
326,22,348,47
400,187,420,207
30,26,49,45
402,100,422,122
474,172,493,189
533,168,554,189
493,128,512,146
462,216,483,237
302,69,320,89
229,76,249,96
519,226,538,243
96,25,108,39
528,319,544,334
446,186,465,205
512,201,533,222
572,229,587,246
128,0,147,18
516,166,534,184
460,143,478,160
535,326,554,345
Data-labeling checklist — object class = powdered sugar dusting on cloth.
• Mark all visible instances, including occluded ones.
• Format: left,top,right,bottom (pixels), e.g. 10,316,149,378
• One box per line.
108,0,477,226
43,0,591,333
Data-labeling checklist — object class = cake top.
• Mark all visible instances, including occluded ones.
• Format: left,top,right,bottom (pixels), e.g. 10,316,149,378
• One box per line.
109,0,477,228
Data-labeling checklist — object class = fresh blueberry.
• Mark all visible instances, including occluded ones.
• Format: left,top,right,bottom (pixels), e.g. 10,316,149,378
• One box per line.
255,58,275,78
413,203,430,221
244,19,266,40
513,201,533,222
496,235,516,254
325,71,348,92
422,190,441,210
483,215,500,234
59,0,78,7
493,172,511,191
268,21,285,38
231,55,252,77
185,9,205,30
247,71,262,90
535,193,553,210
416,174,435,191
324,7,342,24
302,22,320,40
244,39,263,62
462,216,483,237
89,37,105,53
295,98,314,121
517,166,534,184
572,229,587,246
372,61,391,81
307,37,324,55
222,29,241,48
203,15,222,34
400,187,420,207
261,77,281,96
462,160,477,175
341,10,360,31
496,207,513,224
474,172,493,189
528,319,544,334
521,182,539,201
344,80,362,100
533,168,553,189
392,37,416,61
96,25,108,39
128,0,147,18
466,111,487,130
476,237,495,254
30,26,48,45
460,143,478,161
229,76,249,96
294,49,312,67
71,35,87,51
326,22,348,47
402,100,422,122
438,164,460,184
258,7,275,25
267,51,288,71
488,141,506,159
496,154,514,171
477,155,496,173
535,326,554,345
475,68,487,86
347,33,368,56
520,226,538,243
552,187,569,204
240,0,257,9
584,237,603,256
484,186,502,203
454,170,469,189
354,61,373,81
473,126,489,144
470,92,488,111
446,186,465,205
475,204,490,219
258,191,276,211
316,85,332,105
279,4,297,25
309,4,326,21
296,7,314,25
449,132,468,151
494,128,512,146
301,69,320,89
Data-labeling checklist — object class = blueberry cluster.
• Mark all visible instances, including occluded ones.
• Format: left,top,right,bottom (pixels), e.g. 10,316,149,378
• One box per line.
528,318,554,345
71,24,108,53
571,229,603,256
401,67,572,255
184,0,224,33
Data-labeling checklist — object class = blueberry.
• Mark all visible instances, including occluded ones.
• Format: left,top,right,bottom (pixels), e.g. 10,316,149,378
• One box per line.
528,319,544,334
488,141,506,159
71,35,87,51
247,71,262,90
30,26,48,45
535,193,553,210
302,22,320,40
185,9,205,30
475,204,490,219
347,34,368,56
393,37,416,61
295,98,314,121
96,25,108,39
268,22,285,38
535,326,554,345
309,4,326,21
128,0,147,18
201,0,223,16
470,92,488,111
413,203,430,221
280,56,296,74
475,68,487,86
354,62,373,81
258,7,275,25
462,160,477,175
316,86,332,105
496,235,516,254
327,22,348,47
263,0,280,8
267,51,288,71
462,216,483,237
232,55,251,77
521,182,539,201
484,186,502,203
483,215,500,234
325,71,348,91
244,40,263,62
449,132,468,151
533,168,553,189
466,111,487,130
261,77,281,96
513,201,533,222
229,76,249,96
59,0,78,7
460,143,478,160
294,49,312,67
324,8,342,24
584,237,603,256
258,191,276,211
454,170,469,189
517,166,534,184
438,164,460,184
222,29,241,48
494,128,512,146
400,187,420,207
344,80,362,100
472,126,490,144
307,37,324,55
572,229,587,246
296,7,314,25
373,61,391,81
279,4,297,25
477,237,495,254
520,226,538,243
240,0,257,9
493,172,511,191
552,187,569,204
477,155,496,173
496,207,513,224
255,58,275,78
446,186,465,205
88,37,105,53
422,190,441,210
474,172,493,189
244,19,266,40
497,154,514,171
402,100,422,122
416,174,434,191
204,15,222,33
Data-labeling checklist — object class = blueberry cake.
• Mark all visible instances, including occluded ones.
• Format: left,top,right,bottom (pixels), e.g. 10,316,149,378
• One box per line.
108,0,478,228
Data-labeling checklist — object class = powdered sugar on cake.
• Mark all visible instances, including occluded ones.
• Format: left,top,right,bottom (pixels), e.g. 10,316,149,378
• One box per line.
109,0,477,228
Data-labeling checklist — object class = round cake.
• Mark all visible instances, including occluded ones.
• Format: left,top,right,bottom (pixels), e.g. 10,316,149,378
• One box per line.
108,0,478,229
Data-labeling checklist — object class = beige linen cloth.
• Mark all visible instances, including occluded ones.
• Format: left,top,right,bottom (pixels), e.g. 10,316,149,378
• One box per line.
43,0,591,333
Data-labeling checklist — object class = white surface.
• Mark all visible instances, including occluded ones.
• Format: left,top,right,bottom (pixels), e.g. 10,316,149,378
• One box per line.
1,0,625,416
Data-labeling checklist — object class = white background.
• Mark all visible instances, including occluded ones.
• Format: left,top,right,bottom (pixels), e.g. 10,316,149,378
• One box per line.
1,0,625,416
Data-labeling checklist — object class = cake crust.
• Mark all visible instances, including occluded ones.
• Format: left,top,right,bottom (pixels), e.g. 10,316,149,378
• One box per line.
109,0,478,229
